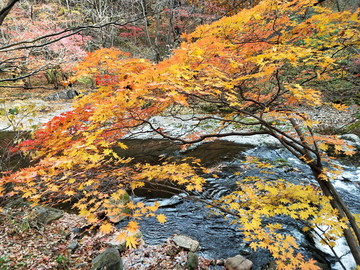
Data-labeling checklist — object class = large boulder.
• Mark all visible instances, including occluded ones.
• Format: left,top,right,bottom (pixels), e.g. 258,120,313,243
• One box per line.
340,134,360,148
45,89,80,101
172,235,199,252
34,206,63,225
225,254,253,270
91,248,123,270
4,197,29,209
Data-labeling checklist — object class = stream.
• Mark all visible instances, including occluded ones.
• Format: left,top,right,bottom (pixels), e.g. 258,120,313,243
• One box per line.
115,139,360,270
1,133,359,269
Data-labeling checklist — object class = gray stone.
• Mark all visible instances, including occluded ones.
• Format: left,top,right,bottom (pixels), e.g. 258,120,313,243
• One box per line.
67,240,79,253
91,248,123,270
4,198,29,209
340,134,360,146
158,195,182,207
172,235,199,252
34,206,63,225
46,89,80,101
185,252,199,270
225,255,253,270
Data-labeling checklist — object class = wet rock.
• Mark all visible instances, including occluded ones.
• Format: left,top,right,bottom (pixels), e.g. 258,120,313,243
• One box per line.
225,254,253,270
91,248,123,270
158,195,182,207
172,235,199,252
46,89,80,101
340,134,360,147
34,206,63,225
185,252,199,270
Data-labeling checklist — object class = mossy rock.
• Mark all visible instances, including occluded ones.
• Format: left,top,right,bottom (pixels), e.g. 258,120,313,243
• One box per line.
344,119,360,136
34,206,63,225
91,248,123,270
106,191,131,223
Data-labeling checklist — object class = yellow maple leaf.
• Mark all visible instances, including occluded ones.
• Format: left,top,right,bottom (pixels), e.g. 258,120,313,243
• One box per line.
126,235,138,249
147,202,160,212
22,191,33,198
249,242,258,250
111,193,120,201
68,178,76,184
284,235,298,248
65,190,76,196
127,220,139,232
332,103,347,112
126,201,137,209
99,222,113,234
334,145,342,151
87,213,98,223
318,143,328,151
115,231,127,242
156,213,167,224
303,119,320,128
117,142,128,149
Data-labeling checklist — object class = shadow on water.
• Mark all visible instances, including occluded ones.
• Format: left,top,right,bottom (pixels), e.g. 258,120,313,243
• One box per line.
113,139,253,199
114,139,253,166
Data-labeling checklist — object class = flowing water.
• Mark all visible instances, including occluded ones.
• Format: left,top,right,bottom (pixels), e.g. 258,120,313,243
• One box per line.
117,141,359,270
1,133,359,269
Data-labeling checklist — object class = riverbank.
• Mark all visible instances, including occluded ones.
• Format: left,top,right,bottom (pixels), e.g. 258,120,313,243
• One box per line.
0,202,219,269
0,99,73,131
1,91,359,135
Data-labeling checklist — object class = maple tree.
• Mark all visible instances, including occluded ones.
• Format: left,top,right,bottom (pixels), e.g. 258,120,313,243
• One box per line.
1,0,360,268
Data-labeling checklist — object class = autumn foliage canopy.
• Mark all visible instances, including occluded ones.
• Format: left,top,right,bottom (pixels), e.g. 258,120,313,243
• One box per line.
1,0,359,268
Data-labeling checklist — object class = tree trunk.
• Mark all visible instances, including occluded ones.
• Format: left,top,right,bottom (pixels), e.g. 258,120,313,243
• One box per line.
311,166,360,265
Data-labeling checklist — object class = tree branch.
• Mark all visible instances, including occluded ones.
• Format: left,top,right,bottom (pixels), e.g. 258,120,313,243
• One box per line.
0,0,20,26
0,65,49,82
0,14,149,52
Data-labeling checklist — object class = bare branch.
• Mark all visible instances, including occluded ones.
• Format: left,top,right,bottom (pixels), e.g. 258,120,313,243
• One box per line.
0,65,49,82
0,14,150,53
0,0,20,26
